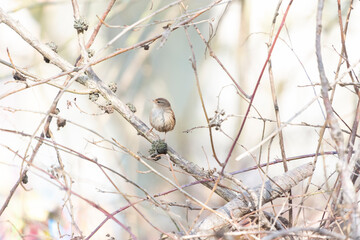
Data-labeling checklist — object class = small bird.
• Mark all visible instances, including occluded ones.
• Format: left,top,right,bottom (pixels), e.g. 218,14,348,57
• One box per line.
149,98,176,139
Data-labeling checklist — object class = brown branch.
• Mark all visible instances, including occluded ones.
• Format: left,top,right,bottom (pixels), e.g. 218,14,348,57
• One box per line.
192,24,250,99
86,0,117,49
265,0,292,225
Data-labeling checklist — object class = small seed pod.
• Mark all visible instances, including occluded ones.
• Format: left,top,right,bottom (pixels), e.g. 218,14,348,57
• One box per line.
57,117,66,130
103,101,114,114
74,18,89,33
126,103,137,113
108,82,117,93
87,49,94,58
89,92,100,102
13,71,26,81
22,173,28,184
154,140,168,154
44,41,58,63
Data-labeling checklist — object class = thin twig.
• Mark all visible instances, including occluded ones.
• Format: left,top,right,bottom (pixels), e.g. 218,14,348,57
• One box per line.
184,27,221,166
86,0,117,48
221,0,294,175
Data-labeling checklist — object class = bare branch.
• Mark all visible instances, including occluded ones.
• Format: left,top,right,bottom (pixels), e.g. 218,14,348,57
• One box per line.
192,163,314,235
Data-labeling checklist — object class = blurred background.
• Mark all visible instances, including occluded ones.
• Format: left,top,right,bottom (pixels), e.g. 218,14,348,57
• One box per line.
0,0,359,239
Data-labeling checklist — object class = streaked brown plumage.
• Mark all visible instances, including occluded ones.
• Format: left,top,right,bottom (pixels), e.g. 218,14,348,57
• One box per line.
149,98,175,136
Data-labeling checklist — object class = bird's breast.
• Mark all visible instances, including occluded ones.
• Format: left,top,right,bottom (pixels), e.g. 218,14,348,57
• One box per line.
150,107,175,132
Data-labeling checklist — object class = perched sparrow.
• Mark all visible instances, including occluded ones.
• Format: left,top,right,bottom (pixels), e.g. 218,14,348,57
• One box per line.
149,98,176,139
